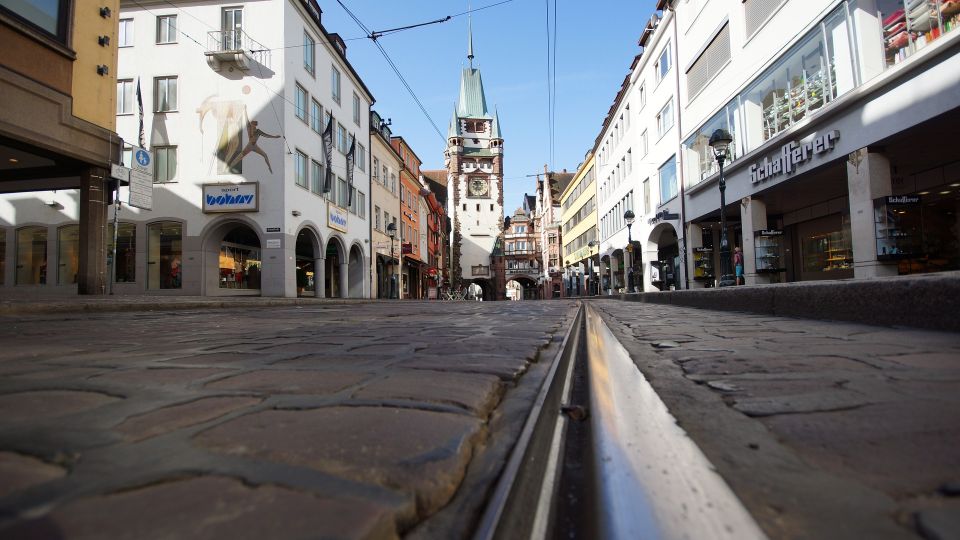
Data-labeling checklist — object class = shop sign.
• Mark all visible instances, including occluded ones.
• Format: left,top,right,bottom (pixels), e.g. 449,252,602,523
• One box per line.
265,227,281,233
750,130,839,185
265,239,281,249
203,182,258,213
693,247,712,253
328,202,348,232
757,229,783,236
648,209,680,225
887,195,920,205
401,243,412,254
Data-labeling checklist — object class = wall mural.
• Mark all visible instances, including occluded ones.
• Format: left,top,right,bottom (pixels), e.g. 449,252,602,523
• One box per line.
197,86,280,175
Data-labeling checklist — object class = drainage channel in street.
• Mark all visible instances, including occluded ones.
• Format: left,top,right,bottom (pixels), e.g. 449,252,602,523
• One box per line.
473,303,768,540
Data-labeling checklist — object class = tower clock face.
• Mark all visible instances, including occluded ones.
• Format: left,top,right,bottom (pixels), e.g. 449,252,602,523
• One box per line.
469,178,489,197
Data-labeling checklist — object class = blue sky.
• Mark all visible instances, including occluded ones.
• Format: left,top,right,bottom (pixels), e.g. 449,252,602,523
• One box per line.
321,0,657,212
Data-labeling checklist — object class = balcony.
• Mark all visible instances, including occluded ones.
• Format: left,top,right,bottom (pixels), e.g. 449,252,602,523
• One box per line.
503,249,539,256
205,29,268,72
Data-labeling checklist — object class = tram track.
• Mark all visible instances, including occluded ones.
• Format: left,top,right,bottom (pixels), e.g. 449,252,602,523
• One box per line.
475,302,767,539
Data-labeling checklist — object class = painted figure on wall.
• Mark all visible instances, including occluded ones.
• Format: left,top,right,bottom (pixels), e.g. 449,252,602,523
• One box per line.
228,114,280,173
197,88,280,175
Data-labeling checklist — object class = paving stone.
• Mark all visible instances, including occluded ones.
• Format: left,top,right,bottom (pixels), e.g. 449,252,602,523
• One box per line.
161,352,264,365
194,406,483,516
0,390,121,423
731,389,872,417
115,396,264,442
0,451,66,498
89,368,228,387
8,367,105,380
352,370,503,416
3,476,398,540
204,370,369,394
399,355,530,381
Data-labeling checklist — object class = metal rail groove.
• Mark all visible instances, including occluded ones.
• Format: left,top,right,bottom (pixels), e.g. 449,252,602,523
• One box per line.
472,303,583,540
583,303,767,539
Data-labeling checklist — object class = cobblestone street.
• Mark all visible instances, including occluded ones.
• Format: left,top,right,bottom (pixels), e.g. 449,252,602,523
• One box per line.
0,301,577,539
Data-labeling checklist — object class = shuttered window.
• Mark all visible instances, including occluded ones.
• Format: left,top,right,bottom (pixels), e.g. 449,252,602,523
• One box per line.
744,0,785,37
687,23,731,98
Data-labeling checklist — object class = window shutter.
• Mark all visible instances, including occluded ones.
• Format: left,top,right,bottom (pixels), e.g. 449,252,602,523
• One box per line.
687,23,731,98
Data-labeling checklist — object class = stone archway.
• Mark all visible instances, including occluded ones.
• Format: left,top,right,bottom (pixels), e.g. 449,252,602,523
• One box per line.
325,236,346,298
202,219,262,296
295,227,322,297
348,243,365,298
646,223,680,291
507,275,538,300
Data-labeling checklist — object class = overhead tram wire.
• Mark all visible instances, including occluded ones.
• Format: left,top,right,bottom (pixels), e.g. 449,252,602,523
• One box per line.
552,0,558,171
336,0,445,143
544,0,554,169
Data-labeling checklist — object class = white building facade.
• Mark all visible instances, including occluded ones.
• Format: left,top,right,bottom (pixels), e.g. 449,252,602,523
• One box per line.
0,0,374,298
677,0,960,286
596,9,685,294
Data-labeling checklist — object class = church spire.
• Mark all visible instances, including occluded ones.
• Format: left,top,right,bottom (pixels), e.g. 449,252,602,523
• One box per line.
467,14,475,69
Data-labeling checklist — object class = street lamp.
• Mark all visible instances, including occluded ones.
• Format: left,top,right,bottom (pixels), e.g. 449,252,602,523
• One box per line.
624,209,635,293
709,128,736,287
386,222,398,299
587,240,597,296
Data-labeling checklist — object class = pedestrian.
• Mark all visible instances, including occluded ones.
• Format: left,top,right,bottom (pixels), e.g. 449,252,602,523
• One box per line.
734,247,744,285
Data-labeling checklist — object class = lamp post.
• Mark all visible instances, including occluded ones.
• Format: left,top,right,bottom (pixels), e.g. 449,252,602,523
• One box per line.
386,222,398,299
587,240,597,296
624,209,635,293
709,128,736,287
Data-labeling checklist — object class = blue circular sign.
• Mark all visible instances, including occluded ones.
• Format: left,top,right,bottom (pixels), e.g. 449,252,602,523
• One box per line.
135,149,150,167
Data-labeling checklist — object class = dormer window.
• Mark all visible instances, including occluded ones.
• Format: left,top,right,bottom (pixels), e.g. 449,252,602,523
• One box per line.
465,120,486,133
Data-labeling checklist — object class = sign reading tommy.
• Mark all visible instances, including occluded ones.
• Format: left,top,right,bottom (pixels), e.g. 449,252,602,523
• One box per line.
750,130,839,185
203,182,259,213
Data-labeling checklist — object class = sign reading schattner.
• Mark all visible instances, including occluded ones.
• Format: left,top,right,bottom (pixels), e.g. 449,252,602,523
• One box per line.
203,182,259,213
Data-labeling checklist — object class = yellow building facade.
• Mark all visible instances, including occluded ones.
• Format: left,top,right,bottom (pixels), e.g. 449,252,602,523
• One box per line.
559,153,598,295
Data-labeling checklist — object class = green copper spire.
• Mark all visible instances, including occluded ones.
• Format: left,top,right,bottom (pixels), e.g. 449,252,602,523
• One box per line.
491,107,502,139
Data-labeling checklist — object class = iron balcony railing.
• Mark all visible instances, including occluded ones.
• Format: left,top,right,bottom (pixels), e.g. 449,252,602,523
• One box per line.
207,29,266,54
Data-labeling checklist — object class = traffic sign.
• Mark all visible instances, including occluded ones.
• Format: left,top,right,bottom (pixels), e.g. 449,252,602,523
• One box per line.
128,147,153,210
110,163,130,183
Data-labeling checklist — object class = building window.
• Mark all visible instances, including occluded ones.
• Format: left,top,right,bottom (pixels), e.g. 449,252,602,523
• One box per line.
109,222,137,283
641,129,648,157
117,79,134,115
119,18,134,47
311,159,323,194
659,156,677,204
353,93,361,125
153,146,177,183
310,100,322,133
358,191,366,219
156,15,177,44
656,41,671,82
154,76,177,112
373,158,380,181
337,177,348,208
147,221,182,289
626,149,633,174
3,0,67,38
331,66,341,104
349,186,358,214
638,83,646,108
303,31,315,75
337,123,346,153
357,144,366,171
744,0,787,38
295,84,308,122
465,120,485,133
687,23,731,99
657,99,674,137
375,206,381,230
683,103,739,187
295,150,307,188
57,225,79,285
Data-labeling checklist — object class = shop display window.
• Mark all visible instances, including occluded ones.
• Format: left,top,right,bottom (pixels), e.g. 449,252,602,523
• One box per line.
875,195,924,259
108,223,137,283
148,221,182,289
802,224,852,273
219,227,261,290
880,0,960,67
743,8,851,150
57,225,79,285
15,226,47,285
693,247,714,281
754,229,787,273
683,104,740,188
